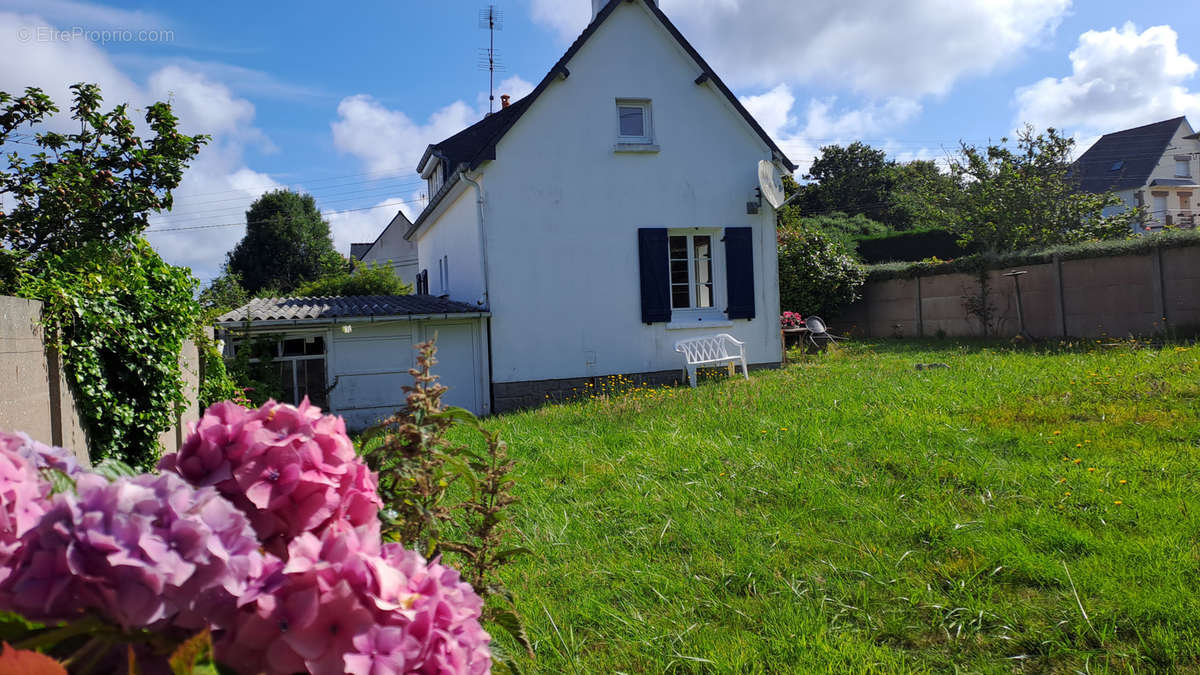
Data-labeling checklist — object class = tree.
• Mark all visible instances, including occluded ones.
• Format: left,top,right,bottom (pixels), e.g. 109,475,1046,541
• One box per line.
793,143,961,231
0,83,206,259
937,126,1137,252
198,263,250,318
225,189,343,294
796,142,894,225
294,259,413,297
0,83,221,465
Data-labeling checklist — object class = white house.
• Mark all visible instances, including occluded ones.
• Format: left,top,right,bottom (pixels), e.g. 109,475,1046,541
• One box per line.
1074,116,1200,231
399,0,796,412
350,211,420,287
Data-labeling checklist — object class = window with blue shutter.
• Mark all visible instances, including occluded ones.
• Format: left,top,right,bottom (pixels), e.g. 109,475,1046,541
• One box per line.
638,228,671,324
724,227,755,320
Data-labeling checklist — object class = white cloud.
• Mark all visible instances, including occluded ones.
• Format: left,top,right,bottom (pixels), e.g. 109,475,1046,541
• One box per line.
1,7,279,283
531,0,1070,97
739,85,922,174
1015,23,1200,133
332,75,535,179
324,197,416,258
331,95,476,177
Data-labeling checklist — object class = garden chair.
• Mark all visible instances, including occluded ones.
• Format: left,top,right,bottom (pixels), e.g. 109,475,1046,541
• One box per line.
804,316,844,349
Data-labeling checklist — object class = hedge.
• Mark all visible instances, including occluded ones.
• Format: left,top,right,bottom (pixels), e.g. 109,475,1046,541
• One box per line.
853,227,971,264
865,229,1200,282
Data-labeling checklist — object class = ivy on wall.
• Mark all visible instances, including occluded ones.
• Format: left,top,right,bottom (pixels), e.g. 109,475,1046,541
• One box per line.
18,241,211,467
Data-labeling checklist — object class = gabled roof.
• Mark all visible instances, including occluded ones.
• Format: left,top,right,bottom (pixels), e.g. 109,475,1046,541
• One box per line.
407,0,795,235
349,243,372,260
1072,116,1187,193
362,209,414,259
216,295,482,325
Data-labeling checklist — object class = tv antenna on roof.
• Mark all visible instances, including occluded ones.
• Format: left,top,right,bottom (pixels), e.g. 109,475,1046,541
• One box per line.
479,5,505,113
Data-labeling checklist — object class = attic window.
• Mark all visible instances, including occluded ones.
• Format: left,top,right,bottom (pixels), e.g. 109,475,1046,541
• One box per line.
1110,160,1124,171
616,100,652,144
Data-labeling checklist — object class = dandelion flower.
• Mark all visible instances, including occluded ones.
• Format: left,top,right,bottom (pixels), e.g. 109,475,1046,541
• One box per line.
1113,500,1122,505
1119,479,1127,485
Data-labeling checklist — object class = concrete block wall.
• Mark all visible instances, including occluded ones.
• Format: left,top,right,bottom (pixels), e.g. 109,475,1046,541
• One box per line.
842,245,1200,339
1,295,201,462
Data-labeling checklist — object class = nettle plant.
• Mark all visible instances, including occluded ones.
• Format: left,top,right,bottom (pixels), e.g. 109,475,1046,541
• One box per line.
360,341,531,665
0,395,493,674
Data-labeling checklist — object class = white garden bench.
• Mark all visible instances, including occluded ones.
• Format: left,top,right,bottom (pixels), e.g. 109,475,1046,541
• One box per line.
674,333,749,388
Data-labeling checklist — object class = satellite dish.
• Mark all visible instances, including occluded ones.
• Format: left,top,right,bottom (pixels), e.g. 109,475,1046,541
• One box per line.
758,160,785,209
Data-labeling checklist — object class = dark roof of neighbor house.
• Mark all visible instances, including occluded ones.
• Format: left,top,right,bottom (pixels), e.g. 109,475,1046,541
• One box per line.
408,0,796,237
216,295,483,324
349,243,372,260
1072,116,1187,193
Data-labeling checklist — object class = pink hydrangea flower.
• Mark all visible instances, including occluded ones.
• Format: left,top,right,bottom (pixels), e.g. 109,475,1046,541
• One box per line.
160,399,382,556
219,524,490,675
0,438,51,583
0,472,266,632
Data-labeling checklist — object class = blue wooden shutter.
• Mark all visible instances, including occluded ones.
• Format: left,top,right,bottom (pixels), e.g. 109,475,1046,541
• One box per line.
638,228,671,324
724,227,755,320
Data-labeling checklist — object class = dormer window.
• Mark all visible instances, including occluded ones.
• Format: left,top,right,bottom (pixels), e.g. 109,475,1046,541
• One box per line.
428,161,445,196
617,99,652,144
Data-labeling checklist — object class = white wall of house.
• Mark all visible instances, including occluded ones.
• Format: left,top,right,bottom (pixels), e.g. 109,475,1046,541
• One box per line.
414,188,487,305
455,1,782,384
1143,121,1199,228
361,222,419,288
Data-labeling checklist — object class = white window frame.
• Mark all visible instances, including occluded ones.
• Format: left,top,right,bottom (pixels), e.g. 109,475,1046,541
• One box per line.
233,331,330,408
616,99,653,145
437,255,449,295
667,229,726,324
1176,158,1192,178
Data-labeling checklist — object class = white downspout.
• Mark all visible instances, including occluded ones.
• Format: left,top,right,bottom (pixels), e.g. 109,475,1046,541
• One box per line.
460,169,490,308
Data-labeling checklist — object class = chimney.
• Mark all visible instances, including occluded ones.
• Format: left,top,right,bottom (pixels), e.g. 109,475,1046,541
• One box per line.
592,0,656,21
501,94,511,109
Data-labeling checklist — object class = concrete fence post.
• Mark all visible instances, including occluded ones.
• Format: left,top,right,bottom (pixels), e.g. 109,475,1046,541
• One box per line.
1052,254,1067,337
44,342,65,447
1150,246,1167,331
915,276,924,338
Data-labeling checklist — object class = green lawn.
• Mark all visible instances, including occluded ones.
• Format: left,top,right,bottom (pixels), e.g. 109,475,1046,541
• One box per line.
470,341,1200,673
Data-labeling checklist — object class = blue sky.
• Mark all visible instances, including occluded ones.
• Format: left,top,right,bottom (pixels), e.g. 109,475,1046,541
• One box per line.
2,0,1198,283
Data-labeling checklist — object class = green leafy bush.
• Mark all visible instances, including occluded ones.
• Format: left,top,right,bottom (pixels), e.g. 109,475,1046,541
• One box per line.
777,224,866,317
294,259,413,297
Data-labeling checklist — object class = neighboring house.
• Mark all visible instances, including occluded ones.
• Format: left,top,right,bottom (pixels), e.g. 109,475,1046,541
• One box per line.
398,0,796,412
215,296,490,430
1073,116,1200,231
353,211,420,287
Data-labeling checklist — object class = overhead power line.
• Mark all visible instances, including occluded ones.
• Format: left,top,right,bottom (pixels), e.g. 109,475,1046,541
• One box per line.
144,198,425,234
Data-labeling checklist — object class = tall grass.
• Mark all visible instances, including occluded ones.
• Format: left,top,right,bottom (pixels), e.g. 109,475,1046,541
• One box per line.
455,340,1200,672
